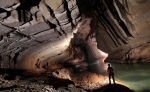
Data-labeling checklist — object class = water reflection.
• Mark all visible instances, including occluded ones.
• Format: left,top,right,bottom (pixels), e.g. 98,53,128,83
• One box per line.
111,63,150,92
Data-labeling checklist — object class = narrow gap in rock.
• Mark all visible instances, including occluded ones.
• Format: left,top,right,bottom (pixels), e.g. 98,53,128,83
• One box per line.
63,0,74,27
13,52,19,65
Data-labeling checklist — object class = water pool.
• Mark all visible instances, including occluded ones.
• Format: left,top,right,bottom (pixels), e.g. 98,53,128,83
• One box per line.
111,63,150,92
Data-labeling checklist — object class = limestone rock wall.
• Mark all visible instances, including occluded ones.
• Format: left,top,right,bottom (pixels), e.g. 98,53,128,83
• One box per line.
0,0,144,90
0,0,81,70
94,0,150,63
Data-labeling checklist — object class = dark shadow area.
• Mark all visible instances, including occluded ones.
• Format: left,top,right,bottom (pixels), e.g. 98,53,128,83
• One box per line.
0,85,17,91
0,68,25,80
138,89,150,92
16,0,41,22
91,84,133,92
18,0,41,10
44,76,75,89
77,0,95,17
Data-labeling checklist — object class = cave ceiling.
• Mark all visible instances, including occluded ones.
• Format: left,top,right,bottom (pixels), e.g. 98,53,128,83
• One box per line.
0,0,150,74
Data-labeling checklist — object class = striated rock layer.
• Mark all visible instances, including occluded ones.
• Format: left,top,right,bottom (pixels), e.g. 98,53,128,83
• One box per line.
0,0,108,90
0,0,149,91
94,0,150,63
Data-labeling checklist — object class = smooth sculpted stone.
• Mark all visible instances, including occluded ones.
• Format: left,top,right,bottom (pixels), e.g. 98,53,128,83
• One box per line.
55,11,68,21
68,0,77,11
43,0,63,11
135,0,149,3
39,1,54,20
54,4,65,14
0,0,19,9
71,6,80,19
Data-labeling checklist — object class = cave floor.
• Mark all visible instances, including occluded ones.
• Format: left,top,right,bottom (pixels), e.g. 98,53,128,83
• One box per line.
0,74,87,92
0,73,133,92
1,63,149,92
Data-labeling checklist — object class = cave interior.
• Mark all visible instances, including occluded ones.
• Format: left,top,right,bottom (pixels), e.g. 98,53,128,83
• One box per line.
0,0,150,91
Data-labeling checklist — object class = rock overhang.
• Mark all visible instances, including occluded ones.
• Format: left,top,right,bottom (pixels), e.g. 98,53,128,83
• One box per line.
0,0,150,90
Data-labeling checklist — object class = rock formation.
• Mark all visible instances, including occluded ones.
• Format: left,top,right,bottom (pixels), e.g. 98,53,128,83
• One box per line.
94,0,150,63
0,0,149,91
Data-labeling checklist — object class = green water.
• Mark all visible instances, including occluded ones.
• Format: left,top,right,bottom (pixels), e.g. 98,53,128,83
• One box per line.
111,63,150,92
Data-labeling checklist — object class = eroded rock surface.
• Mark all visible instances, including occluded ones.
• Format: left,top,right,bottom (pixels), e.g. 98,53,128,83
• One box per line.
0,73,86,92
0,0,149,91
0,0,81,70
94,0,150,63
